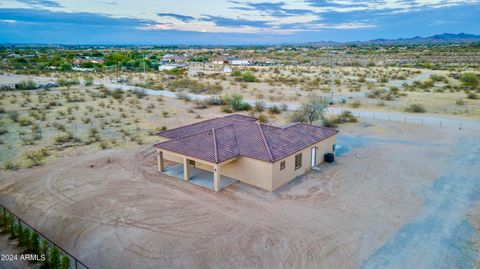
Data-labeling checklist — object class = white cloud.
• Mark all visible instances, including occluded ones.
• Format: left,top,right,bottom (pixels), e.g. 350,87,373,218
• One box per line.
3,0,478,34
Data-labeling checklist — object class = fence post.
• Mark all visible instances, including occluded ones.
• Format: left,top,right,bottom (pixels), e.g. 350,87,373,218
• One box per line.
440,120,443,128
373,114,375,119
2,207,6,230
459,122,462,130
421,119,424,126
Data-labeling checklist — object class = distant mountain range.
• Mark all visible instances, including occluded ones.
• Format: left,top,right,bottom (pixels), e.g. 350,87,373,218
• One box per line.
365,33,480,44
306,33,480,46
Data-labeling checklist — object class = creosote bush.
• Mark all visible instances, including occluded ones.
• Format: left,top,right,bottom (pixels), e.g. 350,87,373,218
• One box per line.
405,103,426,113
23,148,48,166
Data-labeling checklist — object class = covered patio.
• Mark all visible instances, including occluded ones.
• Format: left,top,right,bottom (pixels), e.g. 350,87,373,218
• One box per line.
162,164,238,191
156,150,238,191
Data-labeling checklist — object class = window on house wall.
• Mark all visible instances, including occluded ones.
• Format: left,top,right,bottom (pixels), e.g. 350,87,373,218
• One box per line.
280,161,285,170
295,154,302,170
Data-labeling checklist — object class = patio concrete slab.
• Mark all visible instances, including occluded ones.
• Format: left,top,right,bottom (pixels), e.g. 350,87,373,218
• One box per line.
164,164,238,190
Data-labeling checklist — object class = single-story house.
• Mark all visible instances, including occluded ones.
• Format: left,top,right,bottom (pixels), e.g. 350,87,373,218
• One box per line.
154,114,338,192
161,54,187,63
158,64,187,71
212,56,251,66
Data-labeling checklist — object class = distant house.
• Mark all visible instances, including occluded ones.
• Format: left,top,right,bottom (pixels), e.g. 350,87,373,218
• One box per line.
154,115,338,192
212,56,251,66
72,57,104,67
158,64,187,71
162,54,187,63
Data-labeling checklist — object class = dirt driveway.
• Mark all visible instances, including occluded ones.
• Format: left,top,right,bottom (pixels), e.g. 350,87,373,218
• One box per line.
0,119,478,269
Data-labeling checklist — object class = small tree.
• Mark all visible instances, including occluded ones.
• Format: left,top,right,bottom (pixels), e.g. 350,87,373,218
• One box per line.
30,232,40,254
16,224,23,243
23,228,31,247
50,246,61,269
40,240,50,267
9,217,17,238
223,93,247,111
61,256,71,269
0,213,5,230
291,94,328,124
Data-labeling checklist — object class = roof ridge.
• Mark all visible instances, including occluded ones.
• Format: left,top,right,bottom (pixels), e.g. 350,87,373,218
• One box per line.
154,127,215,147
212,128,219,163
300,123,340,133
156,116,224,136
155,123,237,148
257,123,274,162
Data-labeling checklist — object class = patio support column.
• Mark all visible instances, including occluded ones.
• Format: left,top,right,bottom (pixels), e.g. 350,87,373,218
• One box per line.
157,151,164,172
183,158,190,181
213,164,221,192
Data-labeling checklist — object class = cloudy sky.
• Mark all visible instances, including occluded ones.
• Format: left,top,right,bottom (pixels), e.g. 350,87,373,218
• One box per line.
0,0,479,44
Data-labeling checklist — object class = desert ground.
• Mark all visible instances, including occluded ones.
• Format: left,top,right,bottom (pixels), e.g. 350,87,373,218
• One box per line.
1,118,479,269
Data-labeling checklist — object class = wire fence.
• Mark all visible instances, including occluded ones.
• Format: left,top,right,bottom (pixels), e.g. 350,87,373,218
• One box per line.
0,203,90,269
333,109,467,130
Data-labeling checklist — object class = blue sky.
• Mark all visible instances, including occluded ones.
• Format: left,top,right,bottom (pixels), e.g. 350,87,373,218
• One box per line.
0,0,479,45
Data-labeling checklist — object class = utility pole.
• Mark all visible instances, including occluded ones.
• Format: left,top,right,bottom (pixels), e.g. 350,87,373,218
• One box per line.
330,50,335,105
115,59,119,83
143,53,147,88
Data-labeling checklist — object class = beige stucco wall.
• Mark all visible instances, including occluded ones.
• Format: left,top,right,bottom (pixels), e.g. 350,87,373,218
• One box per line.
156,134,336,192
220,157,273,191
271,135,336,190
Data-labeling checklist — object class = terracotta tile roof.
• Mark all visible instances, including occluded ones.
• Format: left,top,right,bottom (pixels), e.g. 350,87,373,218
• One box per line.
154,115,338,164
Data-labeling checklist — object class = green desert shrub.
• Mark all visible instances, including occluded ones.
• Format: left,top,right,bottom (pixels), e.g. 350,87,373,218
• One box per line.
23,148,48,166
323,111,357,127
112,89,124,100
175,92,191,102
257,114,268,123
467,92,479,100
18,116,33,126
322,118,337,128
223,93,250,111
54,132,77,144
3,160,19,170
8,111,19,122
241,71,256,82
350,100,361,108
405,103,426,113
268,105,281,114
0,126,8,135
254,101,265,112
461,73,479,88
16,79,37,90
